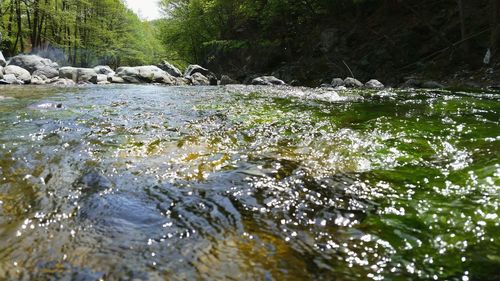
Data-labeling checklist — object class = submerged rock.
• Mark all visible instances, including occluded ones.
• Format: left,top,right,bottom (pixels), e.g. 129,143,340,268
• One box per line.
28,101,64,110
4,65,31,83
365,79,385,89
8,54,58,74
59,67,98,83
157,60,182,77
344,77,363,88
251,76,286,86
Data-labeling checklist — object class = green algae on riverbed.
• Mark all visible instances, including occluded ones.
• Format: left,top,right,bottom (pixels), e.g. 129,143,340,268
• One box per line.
0,85,498,280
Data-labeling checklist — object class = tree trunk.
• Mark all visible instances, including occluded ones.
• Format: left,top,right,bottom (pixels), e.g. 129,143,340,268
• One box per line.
457,0,469,53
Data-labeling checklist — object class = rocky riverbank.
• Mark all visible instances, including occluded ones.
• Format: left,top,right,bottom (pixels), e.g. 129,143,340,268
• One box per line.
0,53,393,91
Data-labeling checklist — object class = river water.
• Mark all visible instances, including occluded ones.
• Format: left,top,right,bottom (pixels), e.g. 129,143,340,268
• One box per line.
0,85,498,280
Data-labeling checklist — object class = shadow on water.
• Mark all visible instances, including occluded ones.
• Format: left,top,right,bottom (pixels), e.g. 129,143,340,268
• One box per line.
0,84,498,280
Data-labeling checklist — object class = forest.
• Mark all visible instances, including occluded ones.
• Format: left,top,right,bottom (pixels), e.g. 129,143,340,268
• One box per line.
1,0,499,85
158,0,500,85
0,0,165,67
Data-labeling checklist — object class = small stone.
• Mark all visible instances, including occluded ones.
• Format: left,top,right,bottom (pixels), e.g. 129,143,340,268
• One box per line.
251,76,286,86
220,75,238,85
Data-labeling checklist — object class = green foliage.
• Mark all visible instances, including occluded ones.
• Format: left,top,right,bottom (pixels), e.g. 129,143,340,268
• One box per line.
157,0,352,65
0,0,166,67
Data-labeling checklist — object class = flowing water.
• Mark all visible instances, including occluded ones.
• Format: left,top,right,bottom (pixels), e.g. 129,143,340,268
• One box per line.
0,84,498,281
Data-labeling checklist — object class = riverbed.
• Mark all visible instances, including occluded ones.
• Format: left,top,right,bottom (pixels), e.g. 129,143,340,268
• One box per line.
0,84,498,280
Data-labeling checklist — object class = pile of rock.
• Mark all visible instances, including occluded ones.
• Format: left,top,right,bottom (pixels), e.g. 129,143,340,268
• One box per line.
0,53,293,87
323,77,385,90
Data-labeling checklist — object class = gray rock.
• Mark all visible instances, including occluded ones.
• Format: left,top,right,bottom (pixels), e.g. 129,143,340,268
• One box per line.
331,78,345,87
157,61,182,77
344,77,363,88
0,65,3,79
50,78,76,86
4,65,31,83
365,79,384,89
251,76,286,86
33,66,59,79
401,79,421,88
0,74,24,85
184,64,217,85
59,67,97,83
116,66,174,84
28,102,64,110
220,75,238,85
421,81,444,89
174,77,191,86
31,75,46,85
0,51,6,67
110,76,125,84
93,65,115,76
91,74,108,84
189,72,210,86
8,54,58,74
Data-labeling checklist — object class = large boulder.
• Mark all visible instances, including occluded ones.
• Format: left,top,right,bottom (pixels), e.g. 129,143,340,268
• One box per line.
59,67,97,83
0,51,6,67
4,65,31,83
93,65,115,76
8,54,58,74
116,66,174,84
344,77,363,88
157,60,182,77
91,74,108,84
189,72,210,86
365,79,384,89
0,74,23,85
251,76,286,86
33,66,59,79
184,64,217,85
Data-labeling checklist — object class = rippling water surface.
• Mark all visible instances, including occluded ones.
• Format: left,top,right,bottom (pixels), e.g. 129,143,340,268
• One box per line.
0,84,498,280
